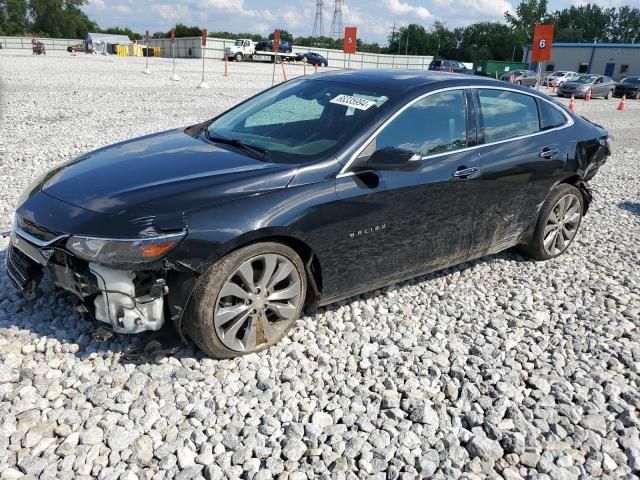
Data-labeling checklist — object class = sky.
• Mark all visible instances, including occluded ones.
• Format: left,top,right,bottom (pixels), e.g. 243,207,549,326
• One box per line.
84,0,640,44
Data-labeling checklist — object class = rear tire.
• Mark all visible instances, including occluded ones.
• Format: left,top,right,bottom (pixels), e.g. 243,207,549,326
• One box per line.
184,242,307,359
519,184,584,261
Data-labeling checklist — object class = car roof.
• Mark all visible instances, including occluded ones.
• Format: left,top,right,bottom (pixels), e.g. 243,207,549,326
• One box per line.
309,69,550,96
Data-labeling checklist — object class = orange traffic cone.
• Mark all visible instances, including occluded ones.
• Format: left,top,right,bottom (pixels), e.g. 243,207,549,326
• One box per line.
281,57,288,81
569,94,576,112
545,79,549,90
617,94,626,111
510,73,515,83
584,88,591,102
314,63,318,74
303,61,306,76
552,83,556,93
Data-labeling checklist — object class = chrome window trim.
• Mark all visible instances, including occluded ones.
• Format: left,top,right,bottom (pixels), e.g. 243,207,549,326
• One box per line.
337,85,574,178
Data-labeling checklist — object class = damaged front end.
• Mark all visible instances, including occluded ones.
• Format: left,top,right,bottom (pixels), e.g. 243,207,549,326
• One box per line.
5,217,191,337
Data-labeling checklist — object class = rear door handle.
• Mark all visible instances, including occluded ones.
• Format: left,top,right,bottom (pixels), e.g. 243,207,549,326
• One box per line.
539,148,559,159
452,166,479,179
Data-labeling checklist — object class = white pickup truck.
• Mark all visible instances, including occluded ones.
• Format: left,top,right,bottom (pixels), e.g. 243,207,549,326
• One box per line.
224,38,296,62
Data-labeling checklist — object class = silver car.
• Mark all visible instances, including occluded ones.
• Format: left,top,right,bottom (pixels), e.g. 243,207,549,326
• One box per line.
557,75,617,99
543,71,579,87
501,70,538,87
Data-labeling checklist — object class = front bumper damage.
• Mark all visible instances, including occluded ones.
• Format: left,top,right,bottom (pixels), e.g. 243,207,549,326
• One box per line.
5,226,179,336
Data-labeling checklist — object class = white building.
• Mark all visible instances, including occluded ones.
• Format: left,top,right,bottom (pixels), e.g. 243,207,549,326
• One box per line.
86,33,132,55
523,42,640,79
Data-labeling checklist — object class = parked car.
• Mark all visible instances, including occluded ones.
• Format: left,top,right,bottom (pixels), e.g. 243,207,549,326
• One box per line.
501,70,538,87
67,43,85,53
7,71,610,358
613,76,640,99
429,59,473,74
295,51,328,67
543,71,579,87
557,75,617,99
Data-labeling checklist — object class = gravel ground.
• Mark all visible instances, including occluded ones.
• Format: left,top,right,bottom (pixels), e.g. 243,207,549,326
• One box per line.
1,50,639,480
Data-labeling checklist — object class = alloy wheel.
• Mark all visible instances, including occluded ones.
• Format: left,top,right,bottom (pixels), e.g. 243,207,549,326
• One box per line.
543,194,581,256
214,253,303,352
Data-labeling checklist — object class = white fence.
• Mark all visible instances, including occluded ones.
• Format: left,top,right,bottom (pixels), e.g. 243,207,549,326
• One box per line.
146,37,433,70
0,36,81,50
1,35,434,70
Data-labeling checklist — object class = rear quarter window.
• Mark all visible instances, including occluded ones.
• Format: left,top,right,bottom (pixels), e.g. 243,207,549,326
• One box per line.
478,89,539,143
537,99,568,131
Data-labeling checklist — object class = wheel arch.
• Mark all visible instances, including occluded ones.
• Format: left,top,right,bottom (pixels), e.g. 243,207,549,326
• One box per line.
556,174,592,214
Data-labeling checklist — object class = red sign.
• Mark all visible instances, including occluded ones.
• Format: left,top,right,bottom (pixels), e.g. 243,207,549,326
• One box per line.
273,29,280,53
343,27,357,54
201,29,207,47
170,28,175,45
532,24,554,62
144,30,149,42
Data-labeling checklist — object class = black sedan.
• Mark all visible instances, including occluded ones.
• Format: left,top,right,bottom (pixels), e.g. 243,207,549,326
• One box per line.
614,76,640,99
557,74,617,99
295,51,328,67
7,71,610,358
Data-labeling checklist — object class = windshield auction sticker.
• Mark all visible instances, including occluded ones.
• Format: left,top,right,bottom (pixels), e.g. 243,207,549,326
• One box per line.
330,94,377,111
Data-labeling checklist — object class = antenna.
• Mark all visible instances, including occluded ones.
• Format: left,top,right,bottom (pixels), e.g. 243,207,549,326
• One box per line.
329,0,343,38
312,0,324,37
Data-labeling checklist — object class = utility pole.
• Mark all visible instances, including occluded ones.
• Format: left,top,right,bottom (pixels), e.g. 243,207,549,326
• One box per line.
405,31,409,55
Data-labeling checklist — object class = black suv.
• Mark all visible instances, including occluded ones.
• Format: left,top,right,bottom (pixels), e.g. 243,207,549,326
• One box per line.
429,59,473,74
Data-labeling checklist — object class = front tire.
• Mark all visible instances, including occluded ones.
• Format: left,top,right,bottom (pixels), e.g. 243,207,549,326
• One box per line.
520,184,584,261
605,90,612,99
234,52,243,62
184,242,307,358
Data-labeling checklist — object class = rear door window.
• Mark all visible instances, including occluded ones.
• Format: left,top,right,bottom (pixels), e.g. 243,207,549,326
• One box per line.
477,89,539,143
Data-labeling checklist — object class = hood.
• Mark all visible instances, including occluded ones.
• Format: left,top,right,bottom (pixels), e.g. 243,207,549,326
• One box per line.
562,81,591,89
41,128,296,217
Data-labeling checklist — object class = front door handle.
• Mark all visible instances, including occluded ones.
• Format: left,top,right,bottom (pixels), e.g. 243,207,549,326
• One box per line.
452,166,479,179
539,148,559,159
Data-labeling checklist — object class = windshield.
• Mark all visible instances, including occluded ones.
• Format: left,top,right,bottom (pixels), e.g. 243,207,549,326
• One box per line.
575,75,597,84
206,79,393,163
622,76,640,85
234,40,243,46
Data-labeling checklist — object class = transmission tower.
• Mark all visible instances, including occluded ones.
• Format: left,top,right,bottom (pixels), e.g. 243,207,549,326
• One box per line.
312,0,324,37
329,0,343,38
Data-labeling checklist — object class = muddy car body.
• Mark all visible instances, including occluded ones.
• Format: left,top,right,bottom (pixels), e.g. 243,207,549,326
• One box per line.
7,70,610,358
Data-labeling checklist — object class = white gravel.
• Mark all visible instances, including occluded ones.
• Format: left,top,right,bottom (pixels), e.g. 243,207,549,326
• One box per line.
1,50,639,480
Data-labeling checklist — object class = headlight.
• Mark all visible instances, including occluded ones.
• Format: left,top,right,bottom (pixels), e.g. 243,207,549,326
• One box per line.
66,231,186,265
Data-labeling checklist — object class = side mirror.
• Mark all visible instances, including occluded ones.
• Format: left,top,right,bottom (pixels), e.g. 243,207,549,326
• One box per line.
361,146,421,172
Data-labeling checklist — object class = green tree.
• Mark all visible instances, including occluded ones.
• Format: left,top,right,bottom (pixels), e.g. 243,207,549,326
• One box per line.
609,6,640,43
458,22,518,63
29,0,96,38
1,0,29,35
100,26,141,40
548,4,613,43
505,0,548,42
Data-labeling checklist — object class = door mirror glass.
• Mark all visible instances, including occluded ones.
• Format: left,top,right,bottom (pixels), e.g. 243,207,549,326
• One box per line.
363,146,421,171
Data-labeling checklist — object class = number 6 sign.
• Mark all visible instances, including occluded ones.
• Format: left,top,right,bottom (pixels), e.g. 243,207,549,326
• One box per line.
532,24,554,62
